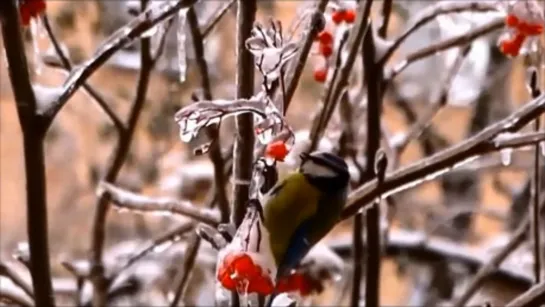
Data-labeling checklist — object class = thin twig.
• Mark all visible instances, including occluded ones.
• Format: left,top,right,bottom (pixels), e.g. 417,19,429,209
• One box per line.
528,69,543,283
89,0,157,305
0,262,34,299
506,281,545,307
0,2,55,306
310,0,373,151
330,228,533,288
452,213,532,307
40,0,197,132
0,282,34,307
169,233,202,307
187,7,230,223
386,18,504,81
275,0,329,111
393,44,471,154
379,1,499,65
111,222,194,280
342,93,545,219
202,0,236,38
41,15,125,132
98,182,220,226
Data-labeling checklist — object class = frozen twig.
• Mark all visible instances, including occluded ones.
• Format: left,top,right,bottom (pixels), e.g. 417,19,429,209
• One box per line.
0,281,34,307
379,1,499,65
506,281,545,307
330,228,533,287
169,234,201,307
89,0,159,305
41,15,125,132
187,7,230,223
310,0,372,151
393,44,471,154
201,0,236,38
275,1,328,112
231,0,257,228
0,262,33,299
40,0,197,132
342,93,545,219
98,182,220,225
452,212,532,307
527,68,543,283
386,18,504,81
0,2,55,306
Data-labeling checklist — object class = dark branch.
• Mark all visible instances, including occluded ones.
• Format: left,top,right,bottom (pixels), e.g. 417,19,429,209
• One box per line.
0,2,55,306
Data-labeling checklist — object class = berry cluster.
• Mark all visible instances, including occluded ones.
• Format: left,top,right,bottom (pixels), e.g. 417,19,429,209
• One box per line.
18,0,46,27
313,8,357,83
498,2,544,57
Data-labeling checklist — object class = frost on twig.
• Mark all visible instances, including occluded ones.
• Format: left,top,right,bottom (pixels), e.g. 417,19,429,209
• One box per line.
174,97,267,154
97,182,221,226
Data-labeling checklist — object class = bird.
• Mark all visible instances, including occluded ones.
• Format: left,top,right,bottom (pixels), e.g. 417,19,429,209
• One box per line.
260,151,350,301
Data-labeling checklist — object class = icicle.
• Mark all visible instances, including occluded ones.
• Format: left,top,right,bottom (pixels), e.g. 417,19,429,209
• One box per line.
500,148,513,166
150,21,167,58
177,9,189,83
30,17,47,75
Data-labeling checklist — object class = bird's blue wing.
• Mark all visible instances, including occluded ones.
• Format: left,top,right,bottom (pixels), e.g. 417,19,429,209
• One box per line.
275,218,312,279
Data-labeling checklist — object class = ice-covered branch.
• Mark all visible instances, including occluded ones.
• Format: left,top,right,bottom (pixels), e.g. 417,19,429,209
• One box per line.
379,1,500,65
98,182,221,226
40,0,198,131
342,93,545,219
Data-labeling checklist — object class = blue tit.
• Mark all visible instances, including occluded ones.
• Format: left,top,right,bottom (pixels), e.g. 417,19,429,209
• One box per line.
261,151,350,281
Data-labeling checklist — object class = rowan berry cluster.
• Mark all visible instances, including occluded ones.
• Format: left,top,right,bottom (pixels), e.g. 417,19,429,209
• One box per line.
313,8,357,83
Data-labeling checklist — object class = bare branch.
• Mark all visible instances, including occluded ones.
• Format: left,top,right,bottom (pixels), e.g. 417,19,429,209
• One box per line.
201,0,236,38
41,15,125,132
393,44,471,154
379,1,499,65
98,182,220,226
89,0,160,304
0,280,34,307
187,7,230,223
310,1,372,151
342,93,545,219
231,0,257,228
275,1,329,112
40,0,197,131
0,2,55,305
0,262,33,299
506,281,545,307
169,234,201,307
386,18,504,81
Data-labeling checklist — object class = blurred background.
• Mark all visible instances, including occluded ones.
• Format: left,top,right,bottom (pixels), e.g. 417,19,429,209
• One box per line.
0,0,541,305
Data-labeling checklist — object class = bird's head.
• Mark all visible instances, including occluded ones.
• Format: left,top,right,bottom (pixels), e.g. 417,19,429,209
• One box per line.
299,151,350,191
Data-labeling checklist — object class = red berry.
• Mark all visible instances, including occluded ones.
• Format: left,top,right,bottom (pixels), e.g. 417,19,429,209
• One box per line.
343,9,356,23
265,140,289,162
319,43,333,57
317,31,333,45
517,21,544,36
499,33,526,57
331,10,345,24
505,14,519,28
313,68,327,83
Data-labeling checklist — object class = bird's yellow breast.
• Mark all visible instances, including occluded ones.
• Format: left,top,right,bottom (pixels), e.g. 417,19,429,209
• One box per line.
262,173,320,264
